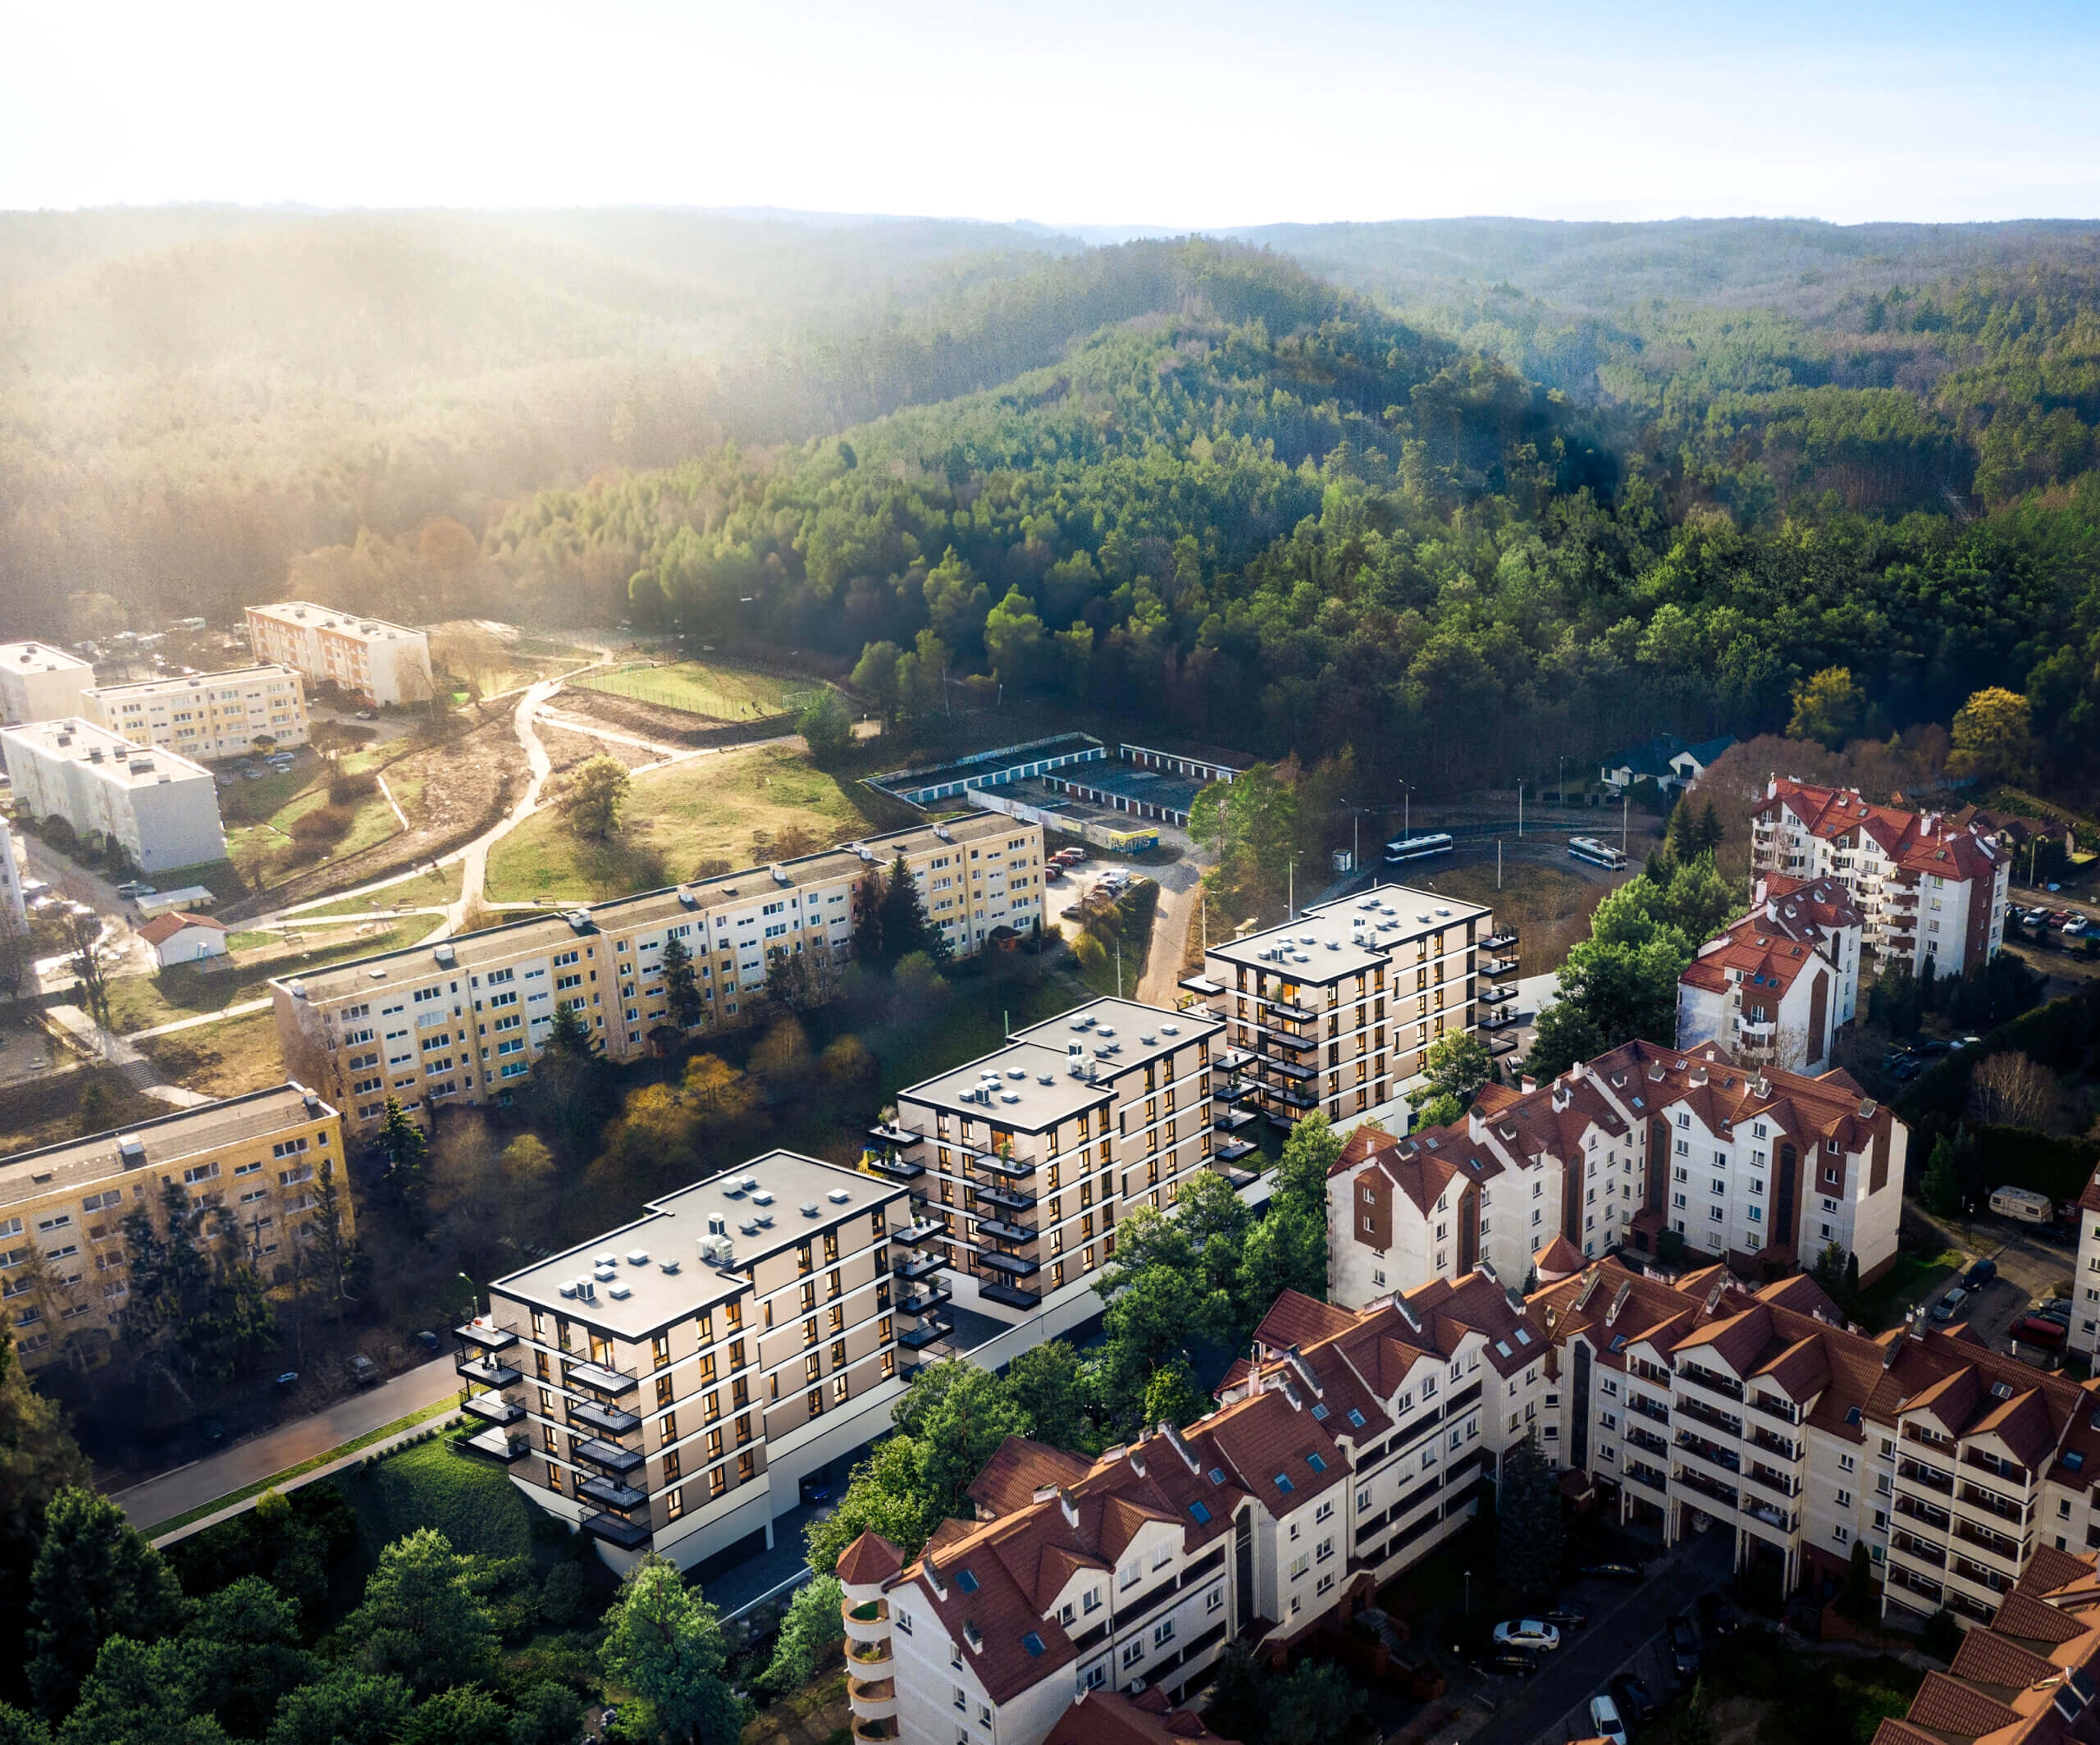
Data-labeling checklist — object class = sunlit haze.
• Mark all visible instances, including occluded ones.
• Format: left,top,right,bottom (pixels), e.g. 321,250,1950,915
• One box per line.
5,0,2098,224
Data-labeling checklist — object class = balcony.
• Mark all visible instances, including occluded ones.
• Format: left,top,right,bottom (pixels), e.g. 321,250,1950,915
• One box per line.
1477,1005,1518,1030
570,1399,642,1437
1747,1427,1799,1463
1676,1432,1742,1478
979,1250,1041,1278
1677,1395,1742,1440
1624,1461,1669,1497
568,1361,638,1396
973,1183,1037,1214
1674,1465,1740,1510
1480,953,1518,978
1481,930,1519,952
1213,1136,1260,1165
582,1510,653,1551
1626,1425,1669,1459
574,1437,646,1475
581,1474,650,1511
980,1281,1042,1311
1481,982,1518,1003
899,1318,952,1350
977,1217,1039,1245
896,1253,947,1283
863,1152,924,1182
462,1392,525,1426
456,1355,521,1388
973,1150,1035,1181
895,1213,945,1245
1956,1483,2027,1527
1895,1494,1952,1533
868,1121,924,1149
1262,1056,1318,1083
453,1318,517,1350
1677,1363,1745,1404
1267,1084,1319,1110
1746,1394,1801,1428
897,1283,953,1318
1736,1019,1776,1042
464,1426,530,1462
1952,1523,2026,1572
1740,1496,1795,1536
1260,996,1317,1024
1897,1457,1954,1496
1742,1464,1799,1501
1890,1530,1947,1569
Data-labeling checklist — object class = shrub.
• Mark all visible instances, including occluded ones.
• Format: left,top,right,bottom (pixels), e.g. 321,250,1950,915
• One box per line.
328,770,379,805
288,803,355,849
1920,1608,1961,1661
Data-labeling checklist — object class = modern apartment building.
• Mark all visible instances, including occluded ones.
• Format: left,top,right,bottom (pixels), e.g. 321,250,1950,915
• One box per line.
1532,1254,2100,1627
1,1083,353,1373
874,998,1226,1338
88,664,309,760
1677,874,1864,1075
832,1263,1541,1745
0,718,227,873
274,814,1044,1135
1751,779,2011,975
1326,1038,1907,1307
244,602,433,708
0,641,95,725
1181,888,1517,1136
459,1151,913,1572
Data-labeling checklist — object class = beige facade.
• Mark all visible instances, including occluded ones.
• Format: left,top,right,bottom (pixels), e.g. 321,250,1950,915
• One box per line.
1,1083,353,1373
89,665,308,760
244,602,432,708
463,1151,910,1572
879,998,1226,1334
0,642,95,725
273,813,1045,1135
1184,887,1513,1136
1,717,227,873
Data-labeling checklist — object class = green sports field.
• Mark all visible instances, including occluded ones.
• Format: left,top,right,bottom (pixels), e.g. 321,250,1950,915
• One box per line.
573,660,821,721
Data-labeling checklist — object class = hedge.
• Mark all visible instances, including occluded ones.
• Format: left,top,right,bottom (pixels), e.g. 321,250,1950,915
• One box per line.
1970,1124,2100,1205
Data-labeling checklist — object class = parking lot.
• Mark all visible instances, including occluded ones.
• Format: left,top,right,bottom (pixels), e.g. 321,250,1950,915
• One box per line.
1461,1529,1736,1745
1919,1217,2079,1358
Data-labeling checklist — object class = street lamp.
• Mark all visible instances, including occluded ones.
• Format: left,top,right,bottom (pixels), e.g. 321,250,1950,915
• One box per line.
459,1271,477,1324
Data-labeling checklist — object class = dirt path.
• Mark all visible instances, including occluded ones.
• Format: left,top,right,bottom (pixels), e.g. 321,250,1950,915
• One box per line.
449,678,562,927
533,703,690,761
1136,858,1206,1007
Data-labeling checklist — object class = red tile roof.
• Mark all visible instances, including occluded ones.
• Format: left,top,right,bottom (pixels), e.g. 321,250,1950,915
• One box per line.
1043,1688,1241,1745
834,1530,905,1587
137,911,226,946
1757,780,2006,883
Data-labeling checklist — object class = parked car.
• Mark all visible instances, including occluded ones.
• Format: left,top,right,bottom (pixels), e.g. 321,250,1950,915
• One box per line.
1580,1560,1644,1583
1930,1286,1970,1322
1060,906,1084,920
1696,1591,1745,1637
1591,1694,1629,1745
799,1472,833,1507
415,1331,441,1352
1611,1675,1659,1725
273,1371,299,1391
1477,1649,1537,1678
2036,1299,2074,1324
1492,1619,1561,1651
1666,1614,1701,1676
354,709,376,721
1963,1258,1999,1291
1543,1605,1588,1629
348,1354,379,1386
114,880,157,898
2014,1314,2068,1348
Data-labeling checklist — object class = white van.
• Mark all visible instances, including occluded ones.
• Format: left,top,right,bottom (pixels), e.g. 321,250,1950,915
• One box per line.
1990,1185,2054,1225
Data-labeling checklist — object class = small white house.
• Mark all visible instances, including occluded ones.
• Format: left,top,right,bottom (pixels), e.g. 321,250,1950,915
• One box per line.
139,911,229,968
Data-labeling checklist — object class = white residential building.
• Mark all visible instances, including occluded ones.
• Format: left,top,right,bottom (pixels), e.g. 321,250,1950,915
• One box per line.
0,719,227,874
0,642,95,726
1751,779,2010,976
0,817,25,934
88,665,309,760
1327,1038,1907,1305
1677,875,1864,1075
2069,1173,2100,1366
244,602,433,708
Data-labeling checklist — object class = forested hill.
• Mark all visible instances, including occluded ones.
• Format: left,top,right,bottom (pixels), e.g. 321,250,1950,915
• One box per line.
487,236,2100,793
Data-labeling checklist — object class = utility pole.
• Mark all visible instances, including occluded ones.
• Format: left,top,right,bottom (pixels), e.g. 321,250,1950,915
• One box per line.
1115,940,1122,1000
1559,754,1565,806
1518,781,1524,838
1288,858,1296,922
1497,838,1503,891
1622,793,1629,861
1404,787,1410,837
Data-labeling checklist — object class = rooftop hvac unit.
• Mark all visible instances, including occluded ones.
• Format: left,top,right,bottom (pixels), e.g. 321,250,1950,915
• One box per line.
742,1175,760,1191
755,1212,774,1227
678,889,699,908
801,1201,820,1217
558,1281,578,1299
607,1282,631,1300
707,1214,727,1236
658,1259,681,1275
433,943,454,966
580,1280,596,1301
738,1220,759,1236
828,1188,851,1204
771,865,790,884
751,1190,774,1206
625,1249,650,1266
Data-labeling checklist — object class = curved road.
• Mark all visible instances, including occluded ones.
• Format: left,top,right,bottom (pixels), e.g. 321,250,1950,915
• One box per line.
445,677,560,928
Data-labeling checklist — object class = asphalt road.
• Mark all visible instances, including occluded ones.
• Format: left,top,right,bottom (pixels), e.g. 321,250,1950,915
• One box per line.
1462,1529,1736,1745
107,1355,460,1530
1916,1215,2079,1355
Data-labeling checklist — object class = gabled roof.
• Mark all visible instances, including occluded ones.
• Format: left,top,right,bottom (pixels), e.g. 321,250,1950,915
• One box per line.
1044,1688,1241,1745
835,1530,904,1587
967,1436,1095,1519
137,911,226,945
1756,780,2006,882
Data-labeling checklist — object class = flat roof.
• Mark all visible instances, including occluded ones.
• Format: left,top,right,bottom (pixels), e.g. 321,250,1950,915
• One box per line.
491,1151,900,1336
277,811,1025,1002
901,997,1221,1131
247,601,424,643
0,641,92,674
871,733,1103,797
89,663,299,697
1,1082,333,1213
1048,761,1206,815
0,718,213,786
1208,885,1493,980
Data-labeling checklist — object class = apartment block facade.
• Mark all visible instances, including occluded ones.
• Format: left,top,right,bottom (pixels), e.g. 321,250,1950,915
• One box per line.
875,998,1226,1338
244,601,433,708
0,641,95,725
461,1152,911,1571
1,1083,353,1373
274,814,1043,1135
1326,1039,1907,1309
2068,1173,2100,1366
88,664,309,760
832,1263,1545,1745
1533,1254,2100,1629
0,718,227,873
1677,875,1863,1075
1182,888,1517,1138
1751,779,2010,975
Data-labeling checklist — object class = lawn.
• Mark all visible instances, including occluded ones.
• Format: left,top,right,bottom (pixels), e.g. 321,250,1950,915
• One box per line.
486,742,879,902
106,912,446,1033
576,660,822,722
333,1435,536,1566
289,861,463,918
135,1008,285,1099
1410,861,1612,979
0,1065,164,1155
1855,1245,1965,1332
222,773,404,887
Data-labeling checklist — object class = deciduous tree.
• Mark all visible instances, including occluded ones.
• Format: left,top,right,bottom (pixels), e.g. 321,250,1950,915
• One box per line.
554,756,630,841
597,1559,742,1745
346,1529,496,1697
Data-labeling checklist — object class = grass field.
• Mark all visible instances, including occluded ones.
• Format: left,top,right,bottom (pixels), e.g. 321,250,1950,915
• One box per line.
575,660,819,722
106,912,445,1033
135,1008,285,1098
1408,860,1614,978
334,1436,535,1565
221,752,405,887
0,1065,164,1156
290,861,464,918
1856,1246,1965,1332
486,742,878,902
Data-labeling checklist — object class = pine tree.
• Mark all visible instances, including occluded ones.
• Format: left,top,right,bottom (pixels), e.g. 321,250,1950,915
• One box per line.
377,1100,427,1219
660,934,703,1029
874,852,939,968
1920,1136,1961,1217
1694,797,1725,854
1494,1432,1564,1596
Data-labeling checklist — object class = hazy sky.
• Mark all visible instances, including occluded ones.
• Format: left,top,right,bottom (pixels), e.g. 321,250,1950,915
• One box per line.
5,0,2098,226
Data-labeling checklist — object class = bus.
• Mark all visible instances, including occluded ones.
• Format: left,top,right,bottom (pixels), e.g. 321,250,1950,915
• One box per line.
1568,836,1628,870
1383,832,1454,865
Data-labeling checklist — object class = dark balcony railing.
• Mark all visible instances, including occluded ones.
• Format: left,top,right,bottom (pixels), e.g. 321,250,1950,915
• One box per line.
1480,954,1518,977
869,1121,924,1148
570,1400,642,1437
1627,1425,1669,1458
453,1319,518,1350
977,1217,1039,1245
463,1392,525,1426
1743,1465,1799,1500
1898,1458,1955,1495
980,1281,1043,1311
1740,1496,1793,1533
582,1510,653,1550
568,1361,638,1396
1958,1483,2026,1525
1625,1461,1669,1493
980,1251,1042,1278
1214,1136,1260,1164
1262,1030,1320,1055
1678,1396,1742,1439
1263,1057,1318,1083
1267,1085,1319,1111
898,1284,953,1318
581,1474,649,1510
1747,1395,1801,1428
1676,1432,1741,1474
1748,1428,1799,1462
974,1183,1038,1214
1895,1494,1952,1532
895,1214,944,1245
1628,1395,1669,1425
973,1151,1034,1181
1678,1364,1745,1403
897,1253,947,1283
865,1153,924,1182
898,1319,953,1350
1891,1531,1947,1569
1477,1005,1517,1030
456,1355,521,1388
1674,1465,1739,1509
574,1437,645,1475
1260,997,1316,1023
1481,930,1519,952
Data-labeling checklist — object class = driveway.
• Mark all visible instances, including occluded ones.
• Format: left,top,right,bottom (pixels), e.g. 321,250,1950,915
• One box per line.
108,1354,460,1531
1462,1528,1735,1745
1915,1213,2078,1354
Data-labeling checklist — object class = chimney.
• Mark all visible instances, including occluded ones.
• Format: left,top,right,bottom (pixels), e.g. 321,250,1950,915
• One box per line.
1520,1076,1537,1094
1468,1111,1487,1143
1059,1487,1080,1528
